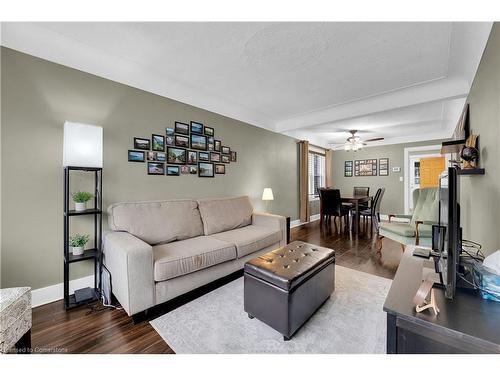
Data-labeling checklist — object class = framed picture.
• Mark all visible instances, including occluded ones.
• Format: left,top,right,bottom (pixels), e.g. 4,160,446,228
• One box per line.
156,152,166,162
190,134,207,151
175,134,189,148
215,164,225,174
210,152,221,162
190,121,204,134
175,121,189,135
147,151,156,161
214,140,221,152
180,165,189,174
221,154,230,163
152,134,165,151
166,135,174,146
221,146,230,154
379,158,389,176
199,152,209,161
148,162,165,175
167,147,187,165
204,127,214,136
344,161,353,177
165,127,174,137
208,142,214,151
128,150,145,162
354,159,377,176
134,137,150,150
166,165,180,176
198,162,214,178
187,151,198,164
230,151,237,162
189,166,198,174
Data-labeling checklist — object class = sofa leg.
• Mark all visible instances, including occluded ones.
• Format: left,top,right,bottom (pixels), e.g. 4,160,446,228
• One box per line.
283,336,291,341
132,309,149,324
248,313,254,319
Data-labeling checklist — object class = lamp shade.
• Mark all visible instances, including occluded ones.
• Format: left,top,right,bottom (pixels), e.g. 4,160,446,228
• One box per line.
262,188,274,201
63,122,103,168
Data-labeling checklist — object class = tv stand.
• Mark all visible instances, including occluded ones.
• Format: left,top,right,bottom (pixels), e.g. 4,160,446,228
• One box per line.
383,246,500,353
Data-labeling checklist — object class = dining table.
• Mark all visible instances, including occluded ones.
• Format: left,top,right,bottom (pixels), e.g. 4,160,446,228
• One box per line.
340,195,373,234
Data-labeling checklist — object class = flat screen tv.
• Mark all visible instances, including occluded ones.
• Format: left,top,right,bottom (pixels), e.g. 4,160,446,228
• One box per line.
435,167,461,300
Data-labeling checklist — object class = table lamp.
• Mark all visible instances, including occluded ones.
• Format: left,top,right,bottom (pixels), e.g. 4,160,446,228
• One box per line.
262,188,274,212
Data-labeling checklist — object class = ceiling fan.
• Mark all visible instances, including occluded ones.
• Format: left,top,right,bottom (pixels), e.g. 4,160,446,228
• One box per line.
331,130,384,151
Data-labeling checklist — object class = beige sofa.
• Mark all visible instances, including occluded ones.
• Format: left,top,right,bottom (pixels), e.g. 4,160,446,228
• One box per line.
103,196,287,317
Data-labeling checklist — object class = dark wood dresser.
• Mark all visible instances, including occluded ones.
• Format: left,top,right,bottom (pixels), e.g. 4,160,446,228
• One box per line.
383,247,500,353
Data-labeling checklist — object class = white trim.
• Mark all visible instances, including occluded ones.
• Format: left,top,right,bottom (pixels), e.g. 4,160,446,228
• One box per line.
379,214,411,223
31,275,94,308
309,214,320,222
289,214,320,229
403,144,443,215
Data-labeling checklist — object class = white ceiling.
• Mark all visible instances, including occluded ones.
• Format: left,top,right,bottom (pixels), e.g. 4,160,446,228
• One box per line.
1,22,493,147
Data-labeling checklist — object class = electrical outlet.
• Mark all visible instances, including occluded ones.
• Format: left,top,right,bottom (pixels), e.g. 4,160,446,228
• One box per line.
399,176,404,182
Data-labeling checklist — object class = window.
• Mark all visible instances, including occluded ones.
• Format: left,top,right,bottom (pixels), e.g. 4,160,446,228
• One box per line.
308,152,325,198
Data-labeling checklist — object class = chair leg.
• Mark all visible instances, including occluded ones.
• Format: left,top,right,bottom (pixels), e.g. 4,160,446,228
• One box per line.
400,244,406,252
376,235,384,253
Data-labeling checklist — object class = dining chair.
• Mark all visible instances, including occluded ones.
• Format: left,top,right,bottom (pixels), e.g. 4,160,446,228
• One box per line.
318,188,350,231
354,186,370,210
359,188,385,237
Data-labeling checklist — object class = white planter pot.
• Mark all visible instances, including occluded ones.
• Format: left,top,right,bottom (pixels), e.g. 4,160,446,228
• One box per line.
75,202,87,211
71,246,84,256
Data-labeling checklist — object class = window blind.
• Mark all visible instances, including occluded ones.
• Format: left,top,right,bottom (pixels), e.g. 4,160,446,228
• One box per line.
308,152,326,197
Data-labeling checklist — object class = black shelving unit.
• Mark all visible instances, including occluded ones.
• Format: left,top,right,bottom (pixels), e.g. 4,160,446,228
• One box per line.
63,166,103,310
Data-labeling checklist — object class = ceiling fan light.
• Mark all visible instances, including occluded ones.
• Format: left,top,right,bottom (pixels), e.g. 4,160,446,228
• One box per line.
344,143,351,151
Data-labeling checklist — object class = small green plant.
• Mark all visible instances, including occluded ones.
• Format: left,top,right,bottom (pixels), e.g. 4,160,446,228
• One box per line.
72,191,93,203
69,234,89,247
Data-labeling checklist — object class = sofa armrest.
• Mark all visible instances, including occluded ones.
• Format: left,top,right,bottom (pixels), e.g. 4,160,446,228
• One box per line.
252,212,287,247
103,231,155,316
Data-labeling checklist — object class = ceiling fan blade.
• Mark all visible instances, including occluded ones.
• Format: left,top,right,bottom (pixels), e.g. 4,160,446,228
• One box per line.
364,137,384,142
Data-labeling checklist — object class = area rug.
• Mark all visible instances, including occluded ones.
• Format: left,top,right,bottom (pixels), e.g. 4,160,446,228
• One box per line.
150,266,391,353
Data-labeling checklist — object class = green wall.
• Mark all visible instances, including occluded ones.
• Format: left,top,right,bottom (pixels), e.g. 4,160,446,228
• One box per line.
332,140,444,215
1,47,299,290
460,23,500,256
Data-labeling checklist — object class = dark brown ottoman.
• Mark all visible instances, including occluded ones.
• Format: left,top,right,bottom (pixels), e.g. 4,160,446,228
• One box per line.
244,241,335,341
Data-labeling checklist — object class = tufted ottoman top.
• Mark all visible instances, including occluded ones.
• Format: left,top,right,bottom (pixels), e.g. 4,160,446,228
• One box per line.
244,241,335,291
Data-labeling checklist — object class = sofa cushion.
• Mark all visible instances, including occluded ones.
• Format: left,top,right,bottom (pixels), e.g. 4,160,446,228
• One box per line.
197,196,253,235
153,236,237,282
210,225,282,258
379,222,416,237
108,200,204,245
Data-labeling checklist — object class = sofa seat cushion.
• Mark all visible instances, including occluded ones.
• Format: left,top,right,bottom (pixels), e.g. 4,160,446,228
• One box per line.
153,236,236,282
197,196,253,235
210,225,282,258
379,222,416,237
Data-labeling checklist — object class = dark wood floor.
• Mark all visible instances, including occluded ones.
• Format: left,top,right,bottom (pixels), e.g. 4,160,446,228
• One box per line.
31,220,402,354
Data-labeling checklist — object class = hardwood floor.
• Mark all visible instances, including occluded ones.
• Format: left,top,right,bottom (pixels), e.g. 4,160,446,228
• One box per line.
31,220,402,354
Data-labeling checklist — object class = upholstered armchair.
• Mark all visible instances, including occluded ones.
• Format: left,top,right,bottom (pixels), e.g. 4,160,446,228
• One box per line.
377,188,439,251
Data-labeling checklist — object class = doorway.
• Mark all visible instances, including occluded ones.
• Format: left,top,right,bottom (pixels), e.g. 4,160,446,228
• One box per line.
404,145,449,214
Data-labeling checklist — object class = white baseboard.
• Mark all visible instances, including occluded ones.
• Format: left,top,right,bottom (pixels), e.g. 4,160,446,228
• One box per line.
31,275,94,308
289,214,320,229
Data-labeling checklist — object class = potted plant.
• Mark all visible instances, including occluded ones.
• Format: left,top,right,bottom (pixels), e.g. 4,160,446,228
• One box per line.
69,234,89,256
71,191,94,211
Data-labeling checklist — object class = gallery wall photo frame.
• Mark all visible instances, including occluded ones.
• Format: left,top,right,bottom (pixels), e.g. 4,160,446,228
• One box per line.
379,158,389,176
354,159,377,176
128,150,145,162
198,162,215,177
152,134,165,151
344,160,353,177
175,121,189,135
190,121,204,134
134,137,150,150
